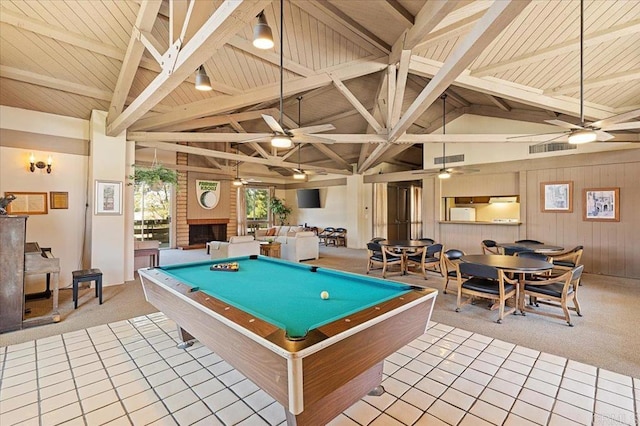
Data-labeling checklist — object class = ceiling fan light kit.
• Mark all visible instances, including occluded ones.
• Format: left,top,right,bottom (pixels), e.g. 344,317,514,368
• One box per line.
438,171,451,179
568,129,598,144
232,177,244,186
194,65,212,91
253,11,274,49
293,171,307,180
271,134,292,148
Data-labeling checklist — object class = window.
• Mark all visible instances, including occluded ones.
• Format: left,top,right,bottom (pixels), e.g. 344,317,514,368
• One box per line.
245,187,270,234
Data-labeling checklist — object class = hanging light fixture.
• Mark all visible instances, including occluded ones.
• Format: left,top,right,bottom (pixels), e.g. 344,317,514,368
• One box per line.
293,96,306,180
438,94,451,179
271,0,292,149
194,65,212,91
253,11,274,49
232,145,244,186
568,0,596,144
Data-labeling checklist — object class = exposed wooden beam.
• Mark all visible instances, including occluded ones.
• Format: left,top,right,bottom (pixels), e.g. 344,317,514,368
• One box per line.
229,119,271,159
383,0,414,27
414,10,486,49
135,140,352,175
312,143,352,170
390,50,411,127
486,94,511,111
544,69,640,96
132,57,387,131
156,108,278,131
304,109,359,126
409,56,614,121
388,0,531,144
330,75,384,134
107,0,272,136
292,0,390,55
109,0,162,118
472,19,640,77
128,131,388,144
357,142,391,173
444,87,471,108
389,0,459,64
386,65,396,129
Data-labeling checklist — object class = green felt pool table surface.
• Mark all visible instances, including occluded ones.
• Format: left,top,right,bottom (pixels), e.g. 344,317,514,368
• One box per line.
159,256,414,338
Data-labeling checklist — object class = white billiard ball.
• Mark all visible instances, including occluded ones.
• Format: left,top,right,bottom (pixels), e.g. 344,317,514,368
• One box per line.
320,291,329,300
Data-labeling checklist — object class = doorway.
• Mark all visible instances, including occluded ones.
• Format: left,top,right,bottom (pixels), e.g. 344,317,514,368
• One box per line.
133,183,172,248
387,181,422,240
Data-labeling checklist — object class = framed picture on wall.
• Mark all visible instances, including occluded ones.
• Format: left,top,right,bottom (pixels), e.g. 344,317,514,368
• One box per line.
95,180,122,215
3,191,48,214
50,191,69,209
541,181,573,212
583,187,620,222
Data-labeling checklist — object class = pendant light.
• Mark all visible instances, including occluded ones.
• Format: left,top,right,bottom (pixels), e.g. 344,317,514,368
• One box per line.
568,0,596,144
438,94,451,179
271,0,292,148
194,65,212,91
253,11,274,49
293,96,306,180
232,144,244,186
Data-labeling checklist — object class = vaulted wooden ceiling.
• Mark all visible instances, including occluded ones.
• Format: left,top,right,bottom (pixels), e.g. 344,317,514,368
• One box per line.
1,0,639,179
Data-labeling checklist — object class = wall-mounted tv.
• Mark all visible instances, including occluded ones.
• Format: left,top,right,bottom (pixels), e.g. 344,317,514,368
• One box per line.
297,189,321,208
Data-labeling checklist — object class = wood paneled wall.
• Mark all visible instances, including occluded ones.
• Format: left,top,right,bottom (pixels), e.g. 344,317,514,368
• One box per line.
429,148,640,279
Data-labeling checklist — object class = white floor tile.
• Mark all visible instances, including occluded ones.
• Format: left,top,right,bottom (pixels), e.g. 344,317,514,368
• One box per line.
469,399,508,425
343,400,381,424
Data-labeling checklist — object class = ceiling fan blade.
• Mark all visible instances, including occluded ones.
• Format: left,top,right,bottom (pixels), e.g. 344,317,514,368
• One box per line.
595,130,614,142
261,114,285,134
590,108,640,129
507,131,566,140
529,133,569,147
411,169,438,176
293,134,335,144
544,119,583,130
600,122,640,131
237,135,271,143
290,124,336,135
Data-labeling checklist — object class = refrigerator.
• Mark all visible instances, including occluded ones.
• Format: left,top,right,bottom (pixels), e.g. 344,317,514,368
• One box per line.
450,207,476,221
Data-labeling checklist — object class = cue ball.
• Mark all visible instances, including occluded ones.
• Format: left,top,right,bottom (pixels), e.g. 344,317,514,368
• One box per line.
320,291,329,300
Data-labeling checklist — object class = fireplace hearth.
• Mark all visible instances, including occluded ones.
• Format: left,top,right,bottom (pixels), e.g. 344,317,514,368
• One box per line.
189,224,227,245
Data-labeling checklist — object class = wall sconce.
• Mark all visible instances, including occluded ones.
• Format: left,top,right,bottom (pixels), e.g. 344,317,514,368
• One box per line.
29,153,52,173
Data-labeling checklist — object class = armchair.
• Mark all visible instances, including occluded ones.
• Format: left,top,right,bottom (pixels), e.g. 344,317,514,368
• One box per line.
442,249,466,294
327,227,347,247
209,236,260,260
381,245,403,278
406,243,444,280
317,227,335,245
481,239,500,255
456,262,518,323
366,241,383,274
515,239,543,244
549,245,583,272
520,265,584,326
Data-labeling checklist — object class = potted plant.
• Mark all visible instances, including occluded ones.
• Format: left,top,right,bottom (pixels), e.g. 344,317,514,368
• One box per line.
269,197,292,226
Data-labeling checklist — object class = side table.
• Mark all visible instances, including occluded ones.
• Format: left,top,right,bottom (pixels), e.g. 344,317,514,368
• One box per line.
260,242,281,258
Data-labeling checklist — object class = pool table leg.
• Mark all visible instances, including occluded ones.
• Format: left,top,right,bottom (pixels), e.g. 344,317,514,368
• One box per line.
176,326,196,349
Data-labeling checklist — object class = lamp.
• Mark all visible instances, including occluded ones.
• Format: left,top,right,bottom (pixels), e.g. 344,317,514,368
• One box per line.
232,145,244,186
29,153,52,173
195,65,212,91
568,128,597,144
253,11,274,49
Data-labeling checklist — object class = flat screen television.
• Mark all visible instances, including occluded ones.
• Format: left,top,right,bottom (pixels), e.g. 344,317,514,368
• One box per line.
297,189,321,208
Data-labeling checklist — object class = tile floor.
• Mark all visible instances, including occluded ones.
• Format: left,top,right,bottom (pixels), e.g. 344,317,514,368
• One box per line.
1,313,638,426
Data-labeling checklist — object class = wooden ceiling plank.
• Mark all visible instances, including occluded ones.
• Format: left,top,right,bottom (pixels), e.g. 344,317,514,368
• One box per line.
388,0,532,143
409,56,614,121
132,56,386,131
291,0,389,55
472,18,640,77
169,0,187,45
485,94,511,111
107,0,272,136
227,35,314,77
109,0,162,119
330,74,384,134
156,108,276,131
383,0,414,27
545,69,640,96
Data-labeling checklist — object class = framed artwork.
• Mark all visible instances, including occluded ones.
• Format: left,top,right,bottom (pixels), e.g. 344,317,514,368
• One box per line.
583,187,620,222
541,181,573,212
3,191,48,215
95,180,122,215
50,191,69,209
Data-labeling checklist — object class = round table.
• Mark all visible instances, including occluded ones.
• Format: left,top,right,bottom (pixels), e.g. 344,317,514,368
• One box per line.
497,242,564,254
379,240,432,275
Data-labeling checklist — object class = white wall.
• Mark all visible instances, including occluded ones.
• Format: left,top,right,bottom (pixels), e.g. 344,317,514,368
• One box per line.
287,186,348,229
0,146,88,290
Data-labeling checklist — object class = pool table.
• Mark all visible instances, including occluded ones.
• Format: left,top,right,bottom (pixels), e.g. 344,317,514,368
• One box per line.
138,255,437,425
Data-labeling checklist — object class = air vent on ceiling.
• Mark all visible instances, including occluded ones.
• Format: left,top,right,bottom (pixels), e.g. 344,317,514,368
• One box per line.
529,143,576,154
435,154,464,165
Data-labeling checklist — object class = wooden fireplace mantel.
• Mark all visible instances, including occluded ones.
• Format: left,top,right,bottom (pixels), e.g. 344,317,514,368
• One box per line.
186,219,230,225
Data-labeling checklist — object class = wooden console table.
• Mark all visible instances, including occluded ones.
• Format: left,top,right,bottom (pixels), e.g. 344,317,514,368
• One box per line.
260,242,281,258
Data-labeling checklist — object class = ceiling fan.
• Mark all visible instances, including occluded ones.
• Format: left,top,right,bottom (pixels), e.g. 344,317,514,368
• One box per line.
248,0,335,148
514,0,640,145
413,94,479,178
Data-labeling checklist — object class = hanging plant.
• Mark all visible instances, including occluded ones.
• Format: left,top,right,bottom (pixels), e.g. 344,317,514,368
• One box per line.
129,164,179,189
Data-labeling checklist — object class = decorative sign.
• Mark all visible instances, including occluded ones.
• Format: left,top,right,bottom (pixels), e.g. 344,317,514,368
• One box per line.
196,180,221,209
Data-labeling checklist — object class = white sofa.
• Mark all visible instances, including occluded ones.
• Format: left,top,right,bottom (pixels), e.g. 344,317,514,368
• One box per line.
208,236,260,259
255,226,319,262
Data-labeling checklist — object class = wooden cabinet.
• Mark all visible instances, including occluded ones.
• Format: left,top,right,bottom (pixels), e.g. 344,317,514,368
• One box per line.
0,216,27,333
454,196,491,204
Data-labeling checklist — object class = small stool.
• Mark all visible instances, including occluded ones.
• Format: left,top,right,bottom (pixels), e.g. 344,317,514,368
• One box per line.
72,269,103,309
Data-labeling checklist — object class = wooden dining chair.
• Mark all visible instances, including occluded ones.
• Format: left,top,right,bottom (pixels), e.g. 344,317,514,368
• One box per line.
520,265,584,326
406,244,443,280
366,242,384,274
442,249,466,294
317,227,335,246
381,245,404,278
456,262,519,323
481,239,501,255
549,246,583,273
515,239,544,244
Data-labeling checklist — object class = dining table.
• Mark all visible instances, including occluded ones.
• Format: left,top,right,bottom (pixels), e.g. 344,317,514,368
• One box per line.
460,255,553,311
379,240,432,275
497,242,564,254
